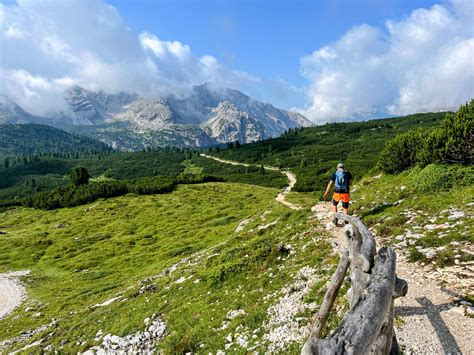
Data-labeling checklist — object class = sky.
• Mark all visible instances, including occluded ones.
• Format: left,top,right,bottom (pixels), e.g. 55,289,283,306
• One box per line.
1,0,473,123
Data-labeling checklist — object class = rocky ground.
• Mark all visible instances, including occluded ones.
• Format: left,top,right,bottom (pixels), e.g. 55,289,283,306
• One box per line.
311,202,474,354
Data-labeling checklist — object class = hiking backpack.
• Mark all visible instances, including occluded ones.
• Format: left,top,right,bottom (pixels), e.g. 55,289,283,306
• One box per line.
335,170,349,191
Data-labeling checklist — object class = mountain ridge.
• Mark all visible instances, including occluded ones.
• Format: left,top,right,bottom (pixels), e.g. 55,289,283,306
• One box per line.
0,84,312,149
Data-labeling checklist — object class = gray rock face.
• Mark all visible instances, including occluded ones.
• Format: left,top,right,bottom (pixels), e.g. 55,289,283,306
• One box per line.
65,85,137,125
0,95,43,124
114,97,183,131
2,83,311,148
205,102,266,143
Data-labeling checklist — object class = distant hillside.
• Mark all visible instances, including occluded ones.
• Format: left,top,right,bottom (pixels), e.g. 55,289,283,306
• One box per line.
212,111,447,193
0,124,113,161
0,111,445,203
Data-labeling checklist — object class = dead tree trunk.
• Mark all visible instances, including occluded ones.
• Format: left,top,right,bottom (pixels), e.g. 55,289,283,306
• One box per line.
302,214,407,355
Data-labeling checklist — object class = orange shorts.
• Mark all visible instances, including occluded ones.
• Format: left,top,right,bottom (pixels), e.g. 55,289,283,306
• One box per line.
332,192,350,203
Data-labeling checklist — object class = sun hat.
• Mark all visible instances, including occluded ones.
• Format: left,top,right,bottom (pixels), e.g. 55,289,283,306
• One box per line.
337,163,344,169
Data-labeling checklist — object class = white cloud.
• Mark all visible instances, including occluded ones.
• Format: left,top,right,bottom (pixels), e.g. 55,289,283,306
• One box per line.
300,2,474,123
0,0,256,116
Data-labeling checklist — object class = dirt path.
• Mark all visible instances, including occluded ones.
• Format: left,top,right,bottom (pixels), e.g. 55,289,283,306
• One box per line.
0,270,30,320
200,154,301,210
311,202,474,354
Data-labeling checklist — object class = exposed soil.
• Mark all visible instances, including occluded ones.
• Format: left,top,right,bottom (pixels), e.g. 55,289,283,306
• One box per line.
311,202,474,354
0,270,30,320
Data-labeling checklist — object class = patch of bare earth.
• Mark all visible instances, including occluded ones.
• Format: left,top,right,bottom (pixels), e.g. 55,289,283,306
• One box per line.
312,202,474,354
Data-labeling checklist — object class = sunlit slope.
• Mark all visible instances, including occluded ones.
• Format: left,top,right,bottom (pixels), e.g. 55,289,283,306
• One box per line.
0,183,340,353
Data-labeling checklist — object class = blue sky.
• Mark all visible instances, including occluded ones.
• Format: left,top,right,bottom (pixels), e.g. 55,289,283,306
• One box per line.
1,0,473,122
109,0,442,87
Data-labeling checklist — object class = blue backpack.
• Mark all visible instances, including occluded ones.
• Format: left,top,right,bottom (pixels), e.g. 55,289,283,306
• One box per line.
335,170,349,191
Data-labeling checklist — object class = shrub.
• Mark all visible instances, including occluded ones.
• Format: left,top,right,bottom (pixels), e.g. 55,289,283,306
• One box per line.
379,100,473,174
71,167,90,186
127,176,175,195
378,129,424,174
408,164,474,193
438,101,473,165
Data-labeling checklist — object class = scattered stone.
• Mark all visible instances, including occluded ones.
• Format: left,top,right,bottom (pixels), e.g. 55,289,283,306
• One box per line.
86,317,166,353
424,223,449,230
92,296,121,308
448,210,465,220
55,224,64,229
262,266,319,352
467,307,474,316
226,309,246,320
418,248,436,259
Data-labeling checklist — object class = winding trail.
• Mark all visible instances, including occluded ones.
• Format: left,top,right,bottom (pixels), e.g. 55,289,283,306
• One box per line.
0,270,30,320
311,202,474,354
200,154,301,210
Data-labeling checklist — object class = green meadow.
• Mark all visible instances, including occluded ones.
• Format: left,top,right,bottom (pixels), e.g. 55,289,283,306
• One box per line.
0,183,342,353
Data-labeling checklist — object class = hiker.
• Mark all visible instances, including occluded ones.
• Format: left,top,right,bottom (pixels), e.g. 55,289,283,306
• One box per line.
323,163,353,226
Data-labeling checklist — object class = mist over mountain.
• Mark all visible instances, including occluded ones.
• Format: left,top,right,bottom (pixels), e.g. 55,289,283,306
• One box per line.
0,84,311,149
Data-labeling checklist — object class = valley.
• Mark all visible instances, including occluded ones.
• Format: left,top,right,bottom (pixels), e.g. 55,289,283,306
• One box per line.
0,102,471,353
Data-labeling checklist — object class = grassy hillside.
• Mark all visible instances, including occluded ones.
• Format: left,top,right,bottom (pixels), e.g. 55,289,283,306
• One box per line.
0,183,344,353
212,112,445,193
351,164,474,268
0,148,286,203
0,112,445,204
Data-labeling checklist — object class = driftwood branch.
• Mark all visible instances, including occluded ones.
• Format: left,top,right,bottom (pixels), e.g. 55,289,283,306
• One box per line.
393,276,408,298
302,213,408,355
308,250,349,339
335,213,376,272
305,247,397,354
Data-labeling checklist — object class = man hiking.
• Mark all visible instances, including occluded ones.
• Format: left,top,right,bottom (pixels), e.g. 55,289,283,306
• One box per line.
323,163,353,226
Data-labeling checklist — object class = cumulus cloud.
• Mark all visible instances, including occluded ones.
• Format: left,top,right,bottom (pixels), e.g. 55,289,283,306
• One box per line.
0,0,256,116
300,2,474,123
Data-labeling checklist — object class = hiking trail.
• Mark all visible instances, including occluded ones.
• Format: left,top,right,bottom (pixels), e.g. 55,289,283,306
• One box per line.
311,202,474,353
0,270,30,320
200,154,301,210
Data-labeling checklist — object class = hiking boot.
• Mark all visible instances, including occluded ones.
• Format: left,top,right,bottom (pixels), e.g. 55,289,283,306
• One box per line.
332,218,338,227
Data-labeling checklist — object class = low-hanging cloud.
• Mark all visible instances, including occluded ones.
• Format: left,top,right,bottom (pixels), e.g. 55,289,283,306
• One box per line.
0,0,258,116
300,1,474,123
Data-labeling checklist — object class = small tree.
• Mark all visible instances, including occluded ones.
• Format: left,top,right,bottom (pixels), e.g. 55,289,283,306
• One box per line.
378,129,424,174
439,101,473,165
235,141,241,149
71,167,90,186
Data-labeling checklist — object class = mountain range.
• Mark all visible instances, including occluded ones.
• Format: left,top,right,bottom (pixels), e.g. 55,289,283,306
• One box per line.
0,84,312,150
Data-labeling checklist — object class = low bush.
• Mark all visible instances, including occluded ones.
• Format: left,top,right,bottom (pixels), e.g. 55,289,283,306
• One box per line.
379,100,473,174
377,129,424,174
408,164,474,193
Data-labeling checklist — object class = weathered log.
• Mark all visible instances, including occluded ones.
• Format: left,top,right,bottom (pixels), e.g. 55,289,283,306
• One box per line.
304,247,397,355
308,250,350,339
344,223,369,308
393,276,408,298
335,213,376,272
370,301,395,354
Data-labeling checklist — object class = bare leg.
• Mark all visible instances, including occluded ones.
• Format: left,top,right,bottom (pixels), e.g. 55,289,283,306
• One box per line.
343,207,349,215
332,204,337,213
